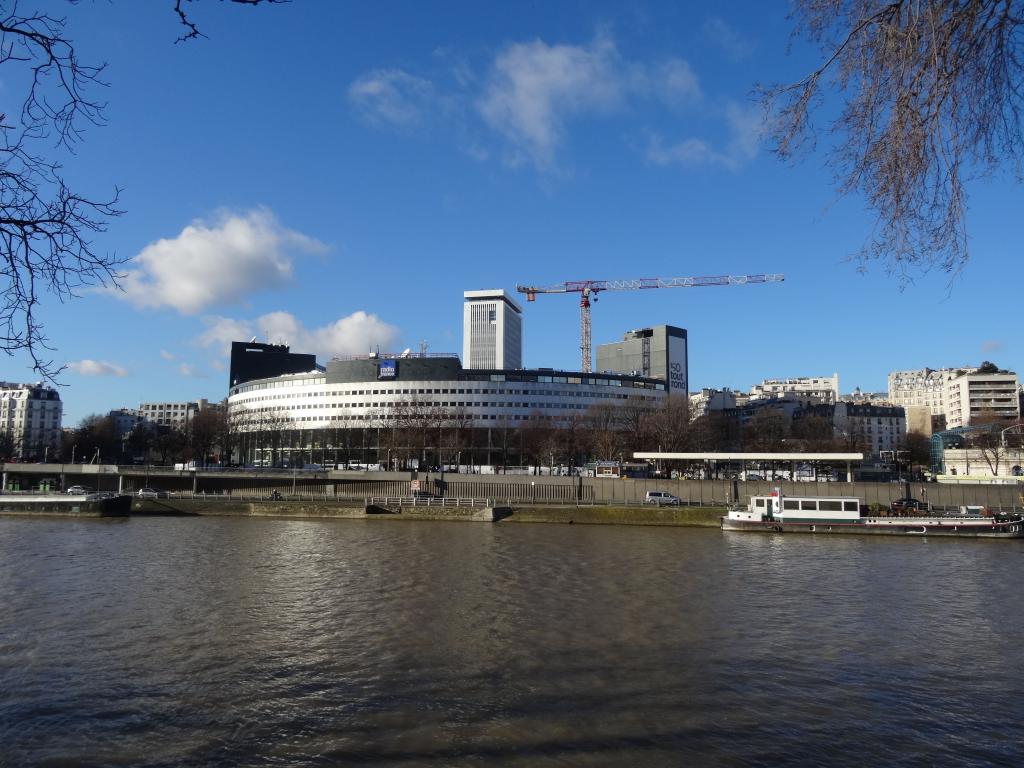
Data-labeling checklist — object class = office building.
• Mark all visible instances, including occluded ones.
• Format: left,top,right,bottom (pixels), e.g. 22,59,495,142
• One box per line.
462,290,522,370
595,325,688,395
229,341,319,388
139,398,221,431
227,351,666,468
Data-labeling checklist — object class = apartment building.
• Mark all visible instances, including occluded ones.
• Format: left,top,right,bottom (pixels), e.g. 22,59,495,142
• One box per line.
944,369,1020,428
0,382,63,460
749,373,839,404
887,366,976,417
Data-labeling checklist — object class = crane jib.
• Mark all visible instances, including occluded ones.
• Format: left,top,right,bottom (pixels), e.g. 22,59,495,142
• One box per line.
514,273,784,373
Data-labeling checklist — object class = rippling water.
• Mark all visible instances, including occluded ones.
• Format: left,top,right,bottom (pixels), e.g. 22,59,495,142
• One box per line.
1,516,1021,766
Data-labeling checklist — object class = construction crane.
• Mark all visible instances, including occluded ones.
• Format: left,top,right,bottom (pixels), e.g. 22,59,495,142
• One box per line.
516,274,785,373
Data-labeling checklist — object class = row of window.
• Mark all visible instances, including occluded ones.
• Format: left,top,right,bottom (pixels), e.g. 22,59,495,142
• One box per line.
234,389,657,407
234,399,618,417
231,374,662,396
237,412,583,425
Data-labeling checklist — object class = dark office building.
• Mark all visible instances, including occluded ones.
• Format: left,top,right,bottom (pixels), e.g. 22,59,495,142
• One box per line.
595,325,688,395
229,341,318,388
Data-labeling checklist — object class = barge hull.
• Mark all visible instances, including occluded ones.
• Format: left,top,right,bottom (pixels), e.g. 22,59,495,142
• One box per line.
721,518,1024,538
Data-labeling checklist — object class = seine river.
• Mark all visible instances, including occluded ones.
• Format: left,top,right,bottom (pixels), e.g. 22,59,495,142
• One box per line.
1,516,1021,767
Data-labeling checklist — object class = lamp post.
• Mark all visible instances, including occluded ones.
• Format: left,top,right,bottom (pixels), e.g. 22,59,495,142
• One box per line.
1000,423,1024,448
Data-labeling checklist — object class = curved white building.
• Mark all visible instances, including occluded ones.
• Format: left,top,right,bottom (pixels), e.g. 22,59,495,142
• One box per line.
227,353,666,468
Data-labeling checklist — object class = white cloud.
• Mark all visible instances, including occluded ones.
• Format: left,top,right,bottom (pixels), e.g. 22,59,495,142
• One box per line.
159,349,175,361
351,34,708,171
198,310,399,360
646,100,763,171
68,360,127,377
650,59,702,106
981,340,1004,353
702,17,753,60
177,363,206,378
478,35,626,167
197,316,254,353
348,68,436,128
115,209,326,314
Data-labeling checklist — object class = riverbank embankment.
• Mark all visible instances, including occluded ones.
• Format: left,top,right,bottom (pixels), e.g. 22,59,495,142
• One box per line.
134,499,724,527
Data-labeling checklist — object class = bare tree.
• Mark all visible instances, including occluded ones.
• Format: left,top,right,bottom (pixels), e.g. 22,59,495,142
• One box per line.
188,408,224,466
1,1,283,379
764,0,1024,279
1,7,123,378
582,402,622,462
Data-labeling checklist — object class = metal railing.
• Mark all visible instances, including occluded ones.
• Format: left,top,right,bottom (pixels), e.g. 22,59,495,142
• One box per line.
367,496,492,508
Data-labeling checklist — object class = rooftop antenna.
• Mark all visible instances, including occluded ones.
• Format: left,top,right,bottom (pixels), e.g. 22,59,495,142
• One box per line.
419,339,428,355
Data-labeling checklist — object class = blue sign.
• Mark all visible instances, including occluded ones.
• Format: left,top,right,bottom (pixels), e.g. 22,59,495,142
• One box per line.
378,360,396,379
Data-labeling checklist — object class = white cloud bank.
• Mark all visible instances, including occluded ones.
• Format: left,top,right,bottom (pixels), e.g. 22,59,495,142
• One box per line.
198,310,399,360
646,101,763,171
68,360,127,377
478,35,700,168
348,34,703,170
116,209,326,314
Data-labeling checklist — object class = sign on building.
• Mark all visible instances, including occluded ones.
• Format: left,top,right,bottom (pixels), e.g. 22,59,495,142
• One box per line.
378,360,397,380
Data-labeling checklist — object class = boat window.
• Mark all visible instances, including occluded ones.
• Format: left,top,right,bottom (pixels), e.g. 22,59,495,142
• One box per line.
843,501,859,512
819,500,842,512
783,500,799,510
754,498,765,508
800,500,817,511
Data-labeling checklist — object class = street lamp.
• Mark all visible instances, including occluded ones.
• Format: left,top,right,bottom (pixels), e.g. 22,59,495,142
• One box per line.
1000,423,1024,447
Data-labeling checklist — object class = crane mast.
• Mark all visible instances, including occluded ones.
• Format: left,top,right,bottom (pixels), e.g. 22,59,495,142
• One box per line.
516,273,784,373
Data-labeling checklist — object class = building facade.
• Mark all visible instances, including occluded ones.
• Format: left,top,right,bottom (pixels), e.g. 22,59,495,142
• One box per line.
595,325,688,395
0,382,63,460
108,408,143,438
887,366,976,417
945,370,1021,428
138,398,220,431
462,290,523,370
689,387,738,418
227,353,666,468
749,373,839,403
833,402,906,455
230,340,319,388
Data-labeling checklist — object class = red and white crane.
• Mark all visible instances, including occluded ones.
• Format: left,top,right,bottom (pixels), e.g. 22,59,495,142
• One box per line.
515,273,785,373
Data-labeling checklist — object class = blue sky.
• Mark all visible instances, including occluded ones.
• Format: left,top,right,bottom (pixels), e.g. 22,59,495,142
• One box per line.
4,1,1021,425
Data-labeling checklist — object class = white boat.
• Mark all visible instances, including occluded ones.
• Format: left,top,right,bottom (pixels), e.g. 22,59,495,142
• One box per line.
722,493,1024,538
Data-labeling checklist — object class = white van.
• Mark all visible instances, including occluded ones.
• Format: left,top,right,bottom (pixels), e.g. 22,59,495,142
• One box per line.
644,490,681,506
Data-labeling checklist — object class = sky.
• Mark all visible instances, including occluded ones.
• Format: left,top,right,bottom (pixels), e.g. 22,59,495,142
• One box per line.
3,0,1021,425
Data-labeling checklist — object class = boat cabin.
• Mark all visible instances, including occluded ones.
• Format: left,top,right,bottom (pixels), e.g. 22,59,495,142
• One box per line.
738,495,863,523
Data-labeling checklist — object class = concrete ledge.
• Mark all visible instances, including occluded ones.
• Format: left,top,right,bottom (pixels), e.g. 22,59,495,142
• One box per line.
135,500,722,526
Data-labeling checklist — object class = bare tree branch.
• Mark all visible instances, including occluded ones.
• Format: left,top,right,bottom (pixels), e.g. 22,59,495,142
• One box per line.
1,1,285,380
172,0,286,44
1,5,124,380
762,0,1024,281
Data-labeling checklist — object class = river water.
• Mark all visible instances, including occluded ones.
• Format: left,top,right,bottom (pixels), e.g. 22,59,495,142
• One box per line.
1,516,1021,767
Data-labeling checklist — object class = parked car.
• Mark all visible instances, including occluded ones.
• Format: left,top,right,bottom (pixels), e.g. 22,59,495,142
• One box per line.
65,485,92,495
137,487,170,499
644,490,681,506
890,498,929,513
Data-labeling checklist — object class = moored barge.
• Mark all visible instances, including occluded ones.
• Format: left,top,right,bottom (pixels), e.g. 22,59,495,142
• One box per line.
722,493,1024,538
